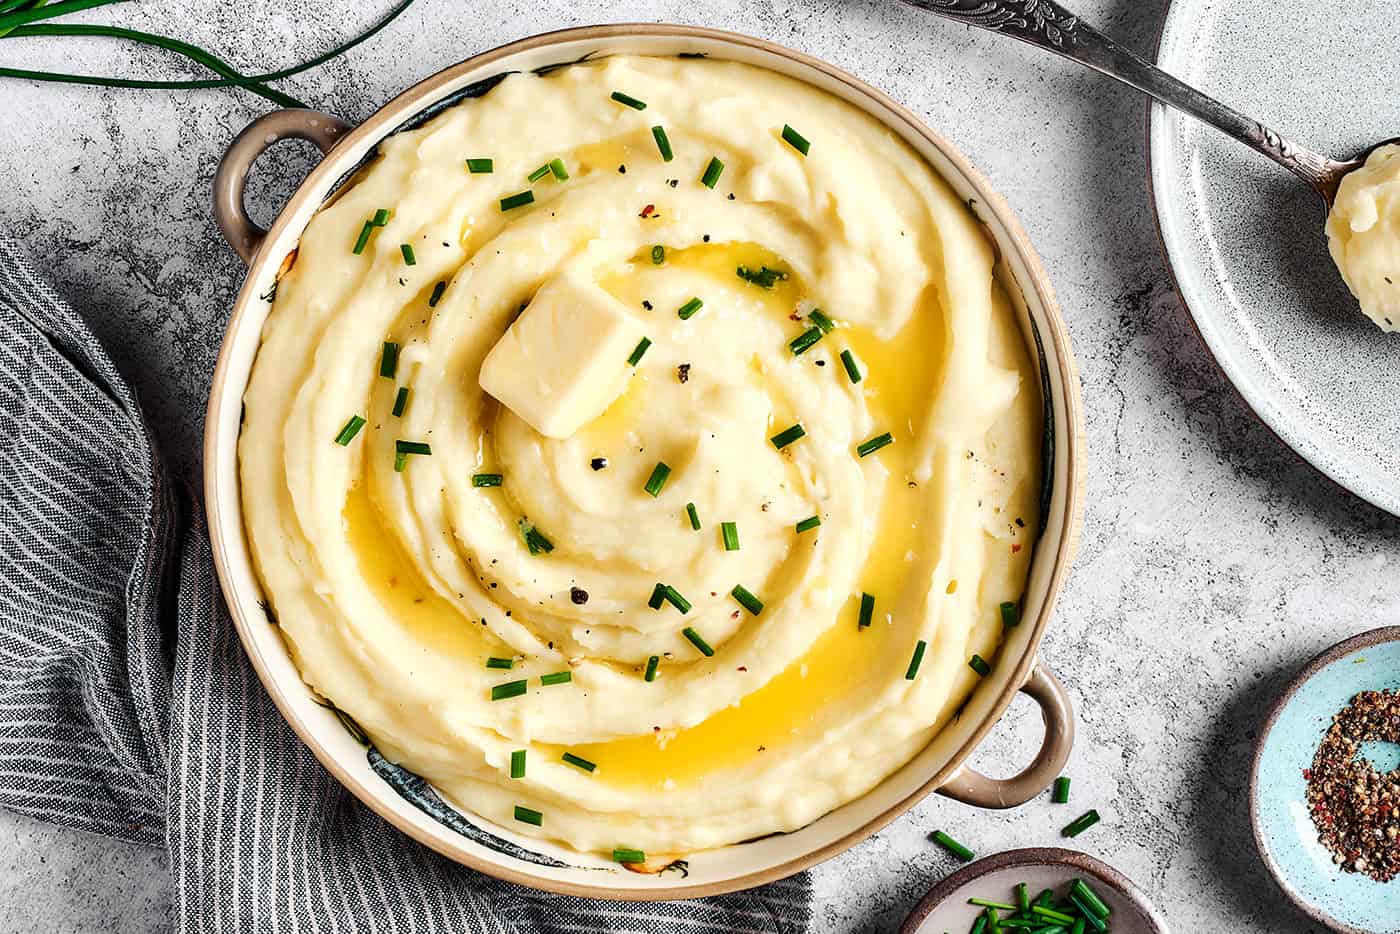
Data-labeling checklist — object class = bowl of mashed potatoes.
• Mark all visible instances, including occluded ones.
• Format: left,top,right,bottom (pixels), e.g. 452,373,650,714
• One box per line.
205,25,1085,898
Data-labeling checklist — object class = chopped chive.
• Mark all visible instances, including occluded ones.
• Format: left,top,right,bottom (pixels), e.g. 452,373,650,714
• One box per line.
491,680,528,701
857,432,893,457
677,296,703,320
371,208,391,226
1016,883,1031,913
1000,600,1020,628
400,243,417,266
648,583,667,610
393,452,408,472
473,473,503,487
808,309,834,333
930,830,973,861
969,654,990,676
510,749,526,779
612,847,646,864
662,585,691,614
1062,809,1100,838
967,899,1016,910
796,515,821,533
970,918,988,934
485,657,514,670
840,348,862,383
549,157,569,180
627,337,651,366
770,423,806,449
644,462,672,497
466,157,494,173
513,804,543,825
858,592,875,629
905,640,927,679
527,162,551,183
789,326,822,355
731,585,763,616
700,156,724,188
1053,776,1071,804
395,440,431,456
1070,896,1108,931
644,655,660,681
610,90,646,110
736,264,788,288
379,341,399,379
519,522,554,555
685,502,701,530
1070,879,1110,919
720,521,740,551
682,626,715,657
781,124,811,155
352,220,374,254
391,386,410,418
651,125,673,161
1031,905,1076,925
651,244,665,264
428,280,447,307
500,190,535,211
333,415,366,446
562,752,596,772
541,671,572,686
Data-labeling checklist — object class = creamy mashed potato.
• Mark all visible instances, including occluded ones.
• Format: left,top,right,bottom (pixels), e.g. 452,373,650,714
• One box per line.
240,55,1041,860
1327,143,1400,331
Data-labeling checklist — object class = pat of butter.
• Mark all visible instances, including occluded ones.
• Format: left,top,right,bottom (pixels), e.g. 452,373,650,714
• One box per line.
479,273,646,438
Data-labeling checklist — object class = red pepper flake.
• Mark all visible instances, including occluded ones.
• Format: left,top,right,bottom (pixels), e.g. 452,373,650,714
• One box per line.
1011,543,1022,553
640,204,656,218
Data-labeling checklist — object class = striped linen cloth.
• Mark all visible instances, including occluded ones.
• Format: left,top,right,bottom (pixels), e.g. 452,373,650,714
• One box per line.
0,238,812,932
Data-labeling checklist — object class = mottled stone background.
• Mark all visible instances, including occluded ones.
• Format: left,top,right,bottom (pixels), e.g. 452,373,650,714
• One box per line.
2,0,1394,930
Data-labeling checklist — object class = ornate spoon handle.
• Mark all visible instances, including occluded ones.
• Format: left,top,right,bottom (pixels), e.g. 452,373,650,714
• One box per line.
897,0,1352,201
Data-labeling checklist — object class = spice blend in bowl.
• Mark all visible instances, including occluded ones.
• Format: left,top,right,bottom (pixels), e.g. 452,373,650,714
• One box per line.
1304,689,1400,883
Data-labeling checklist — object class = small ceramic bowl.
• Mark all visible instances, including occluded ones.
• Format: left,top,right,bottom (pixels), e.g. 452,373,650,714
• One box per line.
1250,626,1400,934
899,847,1171,934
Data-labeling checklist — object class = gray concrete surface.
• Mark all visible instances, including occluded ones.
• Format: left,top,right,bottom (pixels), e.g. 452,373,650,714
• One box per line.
2,0,1393,930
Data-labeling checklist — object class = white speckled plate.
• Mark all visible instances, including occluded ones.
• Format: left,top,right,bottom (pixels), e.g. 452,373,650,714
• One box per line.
1149,0,1400,516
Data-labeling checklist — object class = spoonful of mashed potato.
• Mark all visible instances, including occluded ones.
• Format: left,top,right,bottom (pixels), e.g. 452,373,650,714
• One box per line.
901,0,1400,332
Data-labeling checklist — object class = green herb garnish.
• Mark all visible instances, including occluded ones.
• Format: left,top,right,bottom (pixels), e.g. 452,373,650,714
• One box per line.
969,654,990,676
858,592,875,629
541,671,572,686
491,680,528,701
682,626,715,657
1062,809,1100,838
647,583,667,610
677,296,703,320
736,264,787,289
840,349,862,384
857,432,893,457
644,462,671,497
662,585,691,614
499,190,535,211
685,502,701,530
510,749,526,779
612,847,646,864
781,123,810,155
651,125,673,161
391,386,409,418
905,640,927,679
379,341,399,379
473,473,503,487
789,327,822,355
333,415,366,446
700,156,724,189
548,157,569,180
796,515,821,533
395,440,430,456
651,244,665,265
720,521,740,551
485,657,513,670
808,309,834,332
513,804,543,825
466,157,493,173
930,830,973,861
610,90,646,110
1053,776,1072,804
399,243,416,266
562,752,596,772
518,520,554,555
1000,601,1020,628
627,337,651,366
731,585,763,616
428,280,446,307
644,655,660,682
770,423,805,449
527,163,551,183
352,220,375,255
371,208,391,226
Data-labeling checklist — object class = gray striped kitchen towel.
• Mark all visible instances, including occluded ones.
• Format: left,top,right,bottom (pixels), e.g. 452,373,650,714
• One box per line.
0,238,812,933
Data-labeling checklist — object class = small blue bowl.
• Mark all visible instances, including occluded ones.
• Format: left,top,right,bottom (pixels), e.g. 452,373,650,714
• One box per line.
1251,626,1400,934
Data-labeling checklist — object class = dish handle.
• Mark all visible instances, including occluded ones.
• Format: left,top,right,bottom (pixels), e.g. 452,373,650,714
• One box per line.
936,663,1074,808
213,109,352,265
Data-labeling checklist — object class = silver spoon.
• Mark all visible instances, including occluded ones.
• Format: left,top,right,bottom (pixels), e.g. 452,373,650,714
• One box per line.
897,0,1396,208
